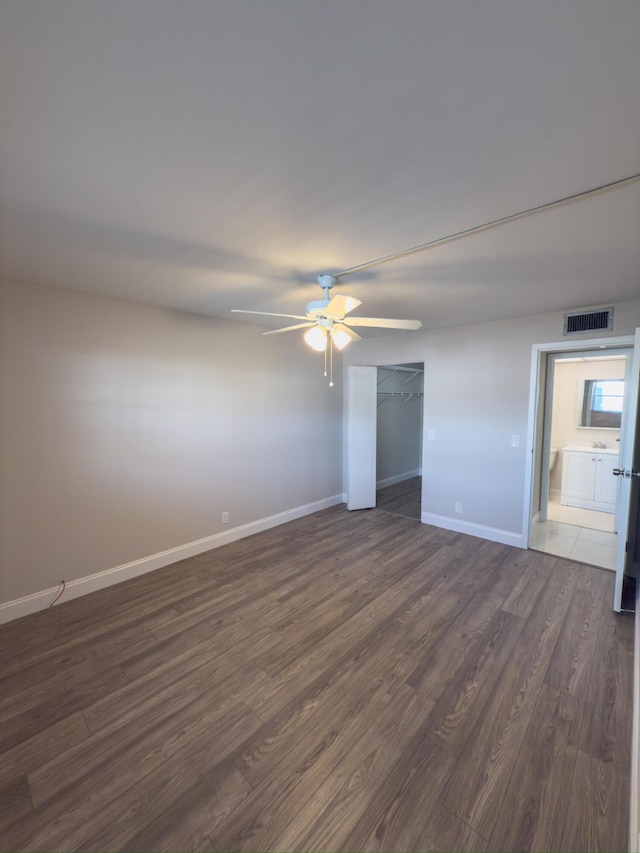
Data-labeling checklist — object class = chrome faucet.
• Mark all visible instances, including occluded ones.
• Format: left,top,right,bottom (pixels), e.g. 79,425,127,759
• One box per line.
592,441,607,449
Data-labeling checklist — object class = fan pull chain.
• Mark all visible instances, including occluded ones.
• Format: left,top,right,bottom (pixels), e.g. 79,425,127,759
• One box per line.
329,335,334,387
324,341,327,378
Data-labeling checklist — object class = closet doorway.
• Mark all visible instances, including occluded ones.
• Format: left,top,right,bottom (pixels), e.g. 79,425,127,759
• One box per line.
375,363,424,521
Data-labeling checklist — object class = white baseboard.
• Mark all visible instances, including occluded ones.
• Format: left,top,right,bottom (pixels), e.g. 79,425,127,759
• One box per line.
376,468,421,489
421,512,526,549
0,493,345,625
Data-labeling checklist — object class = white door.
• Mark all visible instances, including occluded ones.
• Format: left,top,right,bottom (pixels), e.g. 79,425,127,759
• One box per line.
613,327,640,611
346,365,377,511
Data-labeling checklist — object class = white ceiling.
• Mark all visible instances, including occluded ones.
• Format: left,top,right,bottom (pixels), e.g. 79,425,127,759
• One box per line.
1,1,639,334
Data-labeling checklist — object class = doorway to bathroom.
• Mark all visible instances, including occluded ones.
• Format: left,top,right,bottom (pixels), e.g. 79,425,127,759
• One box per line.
529,348,632,570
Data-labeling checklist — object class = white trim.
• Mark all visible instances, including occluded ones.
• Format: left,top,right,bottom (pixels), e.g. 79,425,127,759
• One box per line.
523,335,635,555
0,493,345,625
376,468,421,489
421,512,525,549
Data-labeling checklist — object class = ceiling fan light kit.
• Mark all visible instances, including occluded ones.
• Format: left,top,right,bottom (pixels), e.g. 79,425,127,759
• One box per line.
304,325,328,352
231,273,422,386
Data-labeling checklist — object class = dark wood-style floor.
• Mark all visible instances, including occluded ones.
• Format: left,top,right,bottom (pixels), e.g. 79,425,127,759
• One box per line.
0,505,633,852
376,475,422,521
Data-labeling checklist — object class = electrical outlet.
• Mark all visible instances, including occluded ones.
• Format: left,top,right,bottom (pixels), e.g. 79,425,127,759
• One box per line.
455,501,462,513
511,434,520,447
427,429,436,441
222,512,229,524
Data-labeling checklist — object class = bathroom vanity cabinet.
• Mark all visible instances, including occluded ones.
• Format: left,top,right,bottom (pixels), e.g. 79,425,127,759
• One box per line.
560,447,619,513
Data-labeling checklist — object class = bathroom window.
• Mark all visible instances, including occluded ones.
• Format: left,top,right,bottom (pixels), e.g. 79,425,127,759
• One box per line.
580,379,624,428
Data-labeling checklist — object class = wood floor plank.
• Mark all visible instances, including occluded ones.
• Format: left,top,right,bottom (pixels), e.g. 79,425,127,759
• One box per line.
0,775,33,833
193,836,217,852
441,554,578,839
405,545,528,697
0,620,160,710
545,566,609,699
411,802,488,853
243,550,455,721
121,621,279,682
390,542,497,663
426,608,525,756
361,510,434,553
0,664,130,753
80,710,261,853
270,689,428,852
213,680,427,853
259,589,378,676
256,558,417,677
342,730,455,852
579,589,634,775
501,550,553,617
9,700,263,851
124,759,251,853
233,640,413,790
487,682,581,852
83,633,271,734
2,563,224,665
144,583,287,643
376,475,422,520
0,712,90,787
560,748,629,852
28,662,267,807
0,504,632,852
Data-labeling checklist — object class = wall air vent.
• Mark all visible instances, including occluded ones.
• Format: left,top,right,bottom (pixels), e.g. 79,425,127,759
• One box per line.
563,307,614,335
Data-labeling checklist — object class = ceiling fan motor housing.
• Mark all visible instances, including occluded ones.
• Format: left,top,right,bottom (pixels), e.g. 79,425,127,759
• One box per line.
307,277,347,318
317,274,336,290
306,299,332,317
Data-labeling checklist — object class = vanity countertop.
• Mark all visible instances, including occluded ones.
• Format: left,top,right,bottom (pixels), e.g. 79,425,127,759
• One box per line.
563,445,619,455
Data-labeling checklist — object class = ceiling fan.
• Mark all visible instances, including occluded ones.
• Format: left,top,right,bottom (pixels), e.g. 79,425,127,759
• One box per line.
231,273,421,357
229,173,640,384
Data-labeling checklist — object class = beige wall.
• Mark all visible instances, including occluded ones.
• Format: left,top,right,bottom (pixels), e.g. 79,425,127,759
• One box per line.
4,277,639,607
0,279,343,604
344,299,640,541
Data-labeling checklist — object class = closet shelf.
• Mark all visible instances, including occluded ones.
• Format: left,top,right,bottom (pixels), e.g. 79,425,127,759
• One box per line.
377,391,423,408
376,365,424,386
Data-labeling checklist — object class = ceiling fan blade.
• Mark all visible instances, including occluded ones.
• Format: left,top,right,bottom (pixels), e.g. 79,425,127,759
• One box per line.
231,309,308,320
334,323,362,342
343,317,422,330
262,322,314,336
325,293,362,318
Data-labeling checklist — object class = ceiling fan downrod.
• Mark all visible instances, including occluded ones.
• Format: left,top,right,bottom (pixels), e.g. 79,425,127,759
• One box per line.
317,274,337,303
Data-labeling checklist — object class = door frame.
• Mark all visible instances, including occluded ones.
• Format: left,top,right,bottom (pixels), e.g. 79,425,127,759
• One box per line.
343,358,425,512
523,334,636,596
539,348,632,525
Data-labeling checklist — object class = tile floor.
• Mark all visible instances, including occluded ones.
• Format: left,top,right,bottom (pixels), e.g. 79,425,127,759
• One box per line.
547,497,615,532
529,496,618,571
